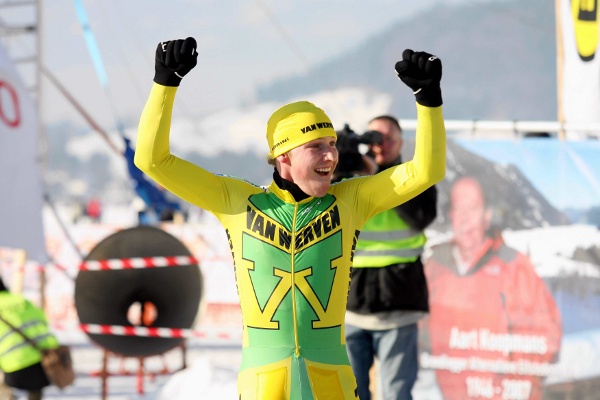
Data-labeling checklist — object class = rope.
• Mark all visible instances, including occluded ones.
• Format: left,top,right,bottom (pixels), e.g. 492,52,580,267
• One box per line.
78,255,199,271
72,0,127,139
80,323,241,341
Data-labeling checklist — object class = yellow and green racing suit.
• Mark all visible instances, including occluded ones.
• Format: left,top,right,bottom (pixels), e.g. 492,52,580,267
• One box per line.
135,83,446,400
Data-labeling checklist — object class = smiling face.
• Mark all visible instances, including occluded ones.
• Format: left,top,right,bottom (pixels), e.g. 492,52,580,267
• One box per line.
278,136,338,198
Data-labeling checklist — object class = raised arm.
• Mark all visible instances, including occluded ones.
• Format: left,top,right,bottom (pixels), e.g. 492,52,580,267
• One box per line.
134,38,251,215
394,49,446,185
134,36,199,177
355,50,446,215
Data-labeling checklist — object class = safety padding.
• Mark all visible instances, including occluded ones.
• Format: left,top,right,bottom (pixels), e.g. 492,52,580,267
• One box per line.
75,225,202,357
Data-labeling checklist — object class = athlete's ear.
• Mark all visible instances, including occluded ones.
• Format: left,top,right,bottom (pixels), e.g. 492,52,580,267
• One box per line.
278,152,292,166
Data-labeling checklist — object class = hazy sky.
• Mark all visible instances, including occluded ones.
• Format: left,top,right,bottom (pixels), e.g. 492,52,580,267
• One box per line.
0,0,467,132
458,139,600,210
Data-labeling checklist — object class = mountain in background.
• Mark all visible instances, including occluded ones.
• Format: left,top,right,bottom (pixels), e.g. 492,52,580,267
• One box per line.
46,0,580,224
256,0,556,121
399,139,571,231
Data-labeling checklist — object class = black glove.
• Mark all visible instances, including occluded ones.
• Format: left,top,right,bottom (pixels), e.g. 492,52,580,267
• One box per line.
395,49,442,107
154,37,198,87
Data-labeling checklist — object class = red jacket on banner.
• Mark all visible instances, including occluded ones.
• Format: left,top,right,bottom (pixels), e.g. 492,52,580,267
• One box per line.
422,234,562,400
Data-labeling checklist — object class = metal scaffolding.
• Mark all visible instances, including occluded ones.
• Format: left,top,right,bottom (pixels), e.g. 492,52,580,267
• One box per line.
0,0,41,102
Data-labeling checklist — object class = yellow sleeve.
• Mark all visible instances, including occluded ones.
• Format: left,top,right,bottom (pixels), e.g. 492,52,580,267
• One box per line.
134,83,257,216
336,103,446,221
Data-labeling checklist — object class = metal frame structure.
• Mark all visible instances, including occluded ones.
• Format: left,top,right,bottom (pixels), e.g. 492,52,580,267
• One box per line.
0,0,41,103
0,0,47,173
0,0,46,303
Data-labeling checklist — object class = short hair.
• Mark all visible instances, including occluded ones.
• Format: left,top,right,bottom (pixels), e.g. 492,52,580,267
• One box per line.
451,176,487,205
368,115,402,133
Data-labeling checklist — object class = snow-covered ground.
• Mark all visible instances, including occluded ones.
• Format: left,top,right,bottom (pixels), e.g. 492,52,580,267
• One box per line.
35,334,442,400
31,336,241,400
3,205,600,399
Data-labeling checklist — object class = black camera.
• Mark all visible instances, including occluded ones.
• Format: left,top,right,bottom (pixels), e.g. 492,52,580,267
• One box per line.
333,124,383,182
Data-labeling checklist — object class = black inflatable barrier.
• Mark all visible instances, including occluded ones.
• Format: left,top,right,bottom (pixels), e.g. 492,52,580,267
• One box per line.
75,225,203,357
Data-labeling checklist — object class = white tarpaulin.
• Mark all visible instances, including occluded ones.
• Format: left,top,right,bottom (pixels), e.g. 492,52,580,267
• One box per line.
0,43,46,262
558,0,600,136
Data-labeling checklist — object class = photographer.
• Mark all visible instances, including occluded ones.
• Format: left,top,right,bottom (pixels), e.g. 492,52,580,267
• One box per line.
332,124,381,182
345,115,438,400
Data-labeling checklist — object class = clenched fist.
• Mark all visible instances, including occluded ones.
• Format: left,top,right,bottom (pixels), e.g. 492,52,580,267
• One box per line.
395,49,442,107
154,37,198,87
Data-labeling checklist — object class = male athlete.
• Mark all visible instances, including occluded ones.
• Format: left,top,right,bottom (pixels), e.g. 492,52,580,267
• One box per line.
135,37,446,400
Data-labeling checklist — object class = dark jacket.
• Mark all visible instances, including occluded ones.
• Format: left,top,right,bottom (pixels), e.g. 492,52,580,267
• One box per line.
347,158,438,314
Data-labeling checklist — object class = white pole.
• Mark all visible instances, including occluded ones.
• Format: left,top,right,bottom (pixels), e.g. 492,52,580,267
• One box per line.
555,0,566,140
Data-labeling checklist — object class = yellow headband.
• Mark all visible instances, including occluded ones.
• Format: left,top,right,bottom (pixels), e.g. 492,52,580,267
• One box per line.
266,101,337,158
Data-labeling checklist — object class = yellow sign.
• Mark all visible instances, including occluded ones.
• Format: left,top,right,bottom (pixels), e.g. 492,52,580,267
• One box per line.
572,0,599,60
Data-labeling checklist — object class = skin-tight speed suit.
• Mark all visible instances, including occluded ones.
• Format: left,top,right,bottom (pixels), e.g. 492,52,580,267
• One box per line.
135,83,446,400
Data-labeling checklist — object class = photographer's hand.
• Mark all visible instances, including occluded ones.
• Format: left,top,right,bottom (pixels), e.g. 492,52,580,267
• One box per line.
154,37,198,87
395,49,442,107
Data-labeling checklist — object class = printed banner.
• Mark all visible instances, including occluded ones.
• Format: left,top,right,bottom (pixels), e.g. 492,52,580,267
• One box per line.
0,43,46,262
415,137,600,400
